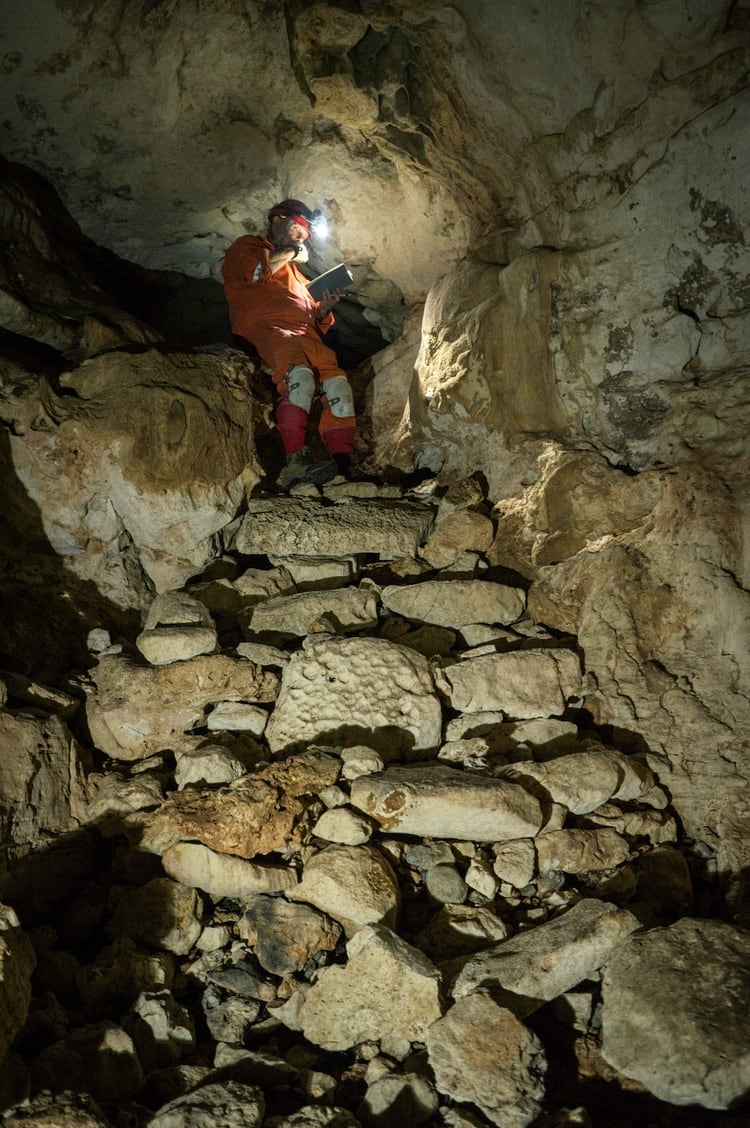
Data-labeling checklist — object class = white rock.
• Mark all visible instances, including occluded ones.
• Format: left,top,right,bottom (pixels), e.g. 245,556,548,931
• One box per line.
312,807,373,845
340,745,385,779
206,701,269,735
137,591,218,665
234,641,290,667
289,843,399,938
174,745,247,789
267,554,359,590
437,648,582,718
426,992,546,1128
265,636,443,757
499,745,653,814
162,842,297,899
492,840,537,890
350,764,543,842
197,925,231,952
145,1081,265,1128
234,496,435,559
452,899,641,1014
601,918,750,1109
465,857,500,899
381,579,525,628
233,565,296,601
299,924,443,1051
535,829,632,874
123,989,195,1071
245,587,378,637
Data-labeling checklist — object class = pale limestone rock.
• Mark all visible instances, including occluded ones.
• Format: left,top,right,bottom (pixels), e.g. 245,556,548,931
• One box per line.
0,905,35,1062
340,746,385,779
143,751,341,860
265,637,442,757
197,925,231,953
582,804,679,845
1,1091,111,1127
107,878,203,956
265,1107,360,1128
601,918,750,1109
381,579,525,628
235,642,290,668
86,770,164,826
234,497,435,559
437,648,582,718
500,744,653,812
426,992,547,1128
237,897,342,976
418,904,509,961
267,554,359,590
465,857,500,899
174,745,247,789
437,478,487,519
146,1081,265,1128
446,715,580,756
349,765,543,842
298,924,443,1050
244,587,378,637
452,899,640,1014
312,807,373,845
137,592,218,665
83,653,278,761
6,349,262,605
206,701,269,735
162,842,297,899
0,710,91,848
122,989,195,1071
32,1022,144,1105
289,843,400,938
437,737,490,768
535,829,631,874
233,565,297,602
492,840,537,890
421,510,495,568
0,670,78,720
358,1071,439,1126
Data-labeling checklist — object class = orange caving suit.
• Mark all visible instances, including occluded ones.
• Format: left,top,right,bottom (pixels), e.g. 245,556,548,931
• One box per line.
221,234,355,457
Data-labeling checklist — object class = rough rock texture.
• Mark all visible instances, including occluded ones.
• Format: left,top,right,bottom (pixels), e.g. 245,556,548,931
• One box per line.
426,992,547,1128
0,905,36,1063
600,917,750,1109
83,653,278,761
265,637,442,756
437,648,582,718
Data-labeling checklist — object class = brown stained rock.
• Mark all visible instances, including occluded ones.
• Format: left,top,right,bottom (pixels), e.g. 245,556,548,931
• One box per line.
422,509,495,569
83,653,279,761
141,751,341,860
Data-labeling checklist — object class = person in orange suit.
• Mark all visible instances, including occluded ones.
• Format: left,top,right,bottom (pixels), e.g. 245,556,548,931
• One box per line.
221,198,355,487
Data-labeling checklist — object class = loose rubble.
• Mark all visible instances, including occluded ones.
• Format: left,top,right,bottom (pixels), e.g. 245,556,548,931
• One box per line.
1,477,747,1127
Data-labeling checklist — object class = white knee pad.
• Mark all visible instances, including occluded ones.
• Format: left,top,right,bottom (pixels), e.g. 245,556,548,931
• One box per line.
284,365,315,412
322,374,354,418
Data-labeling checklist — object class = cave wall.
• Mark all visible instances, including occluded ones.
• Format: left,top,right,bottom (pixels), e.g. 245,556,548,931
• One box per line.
1,1,749,883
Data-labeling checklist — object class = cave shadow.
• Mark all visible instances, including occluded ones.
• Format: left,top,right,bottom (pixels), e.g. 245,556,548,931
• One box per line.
0,422,140,689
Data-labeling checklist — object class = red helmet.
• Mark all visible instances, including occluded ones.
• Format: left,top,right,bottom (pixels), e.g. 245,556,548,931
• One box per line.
268,198,315,235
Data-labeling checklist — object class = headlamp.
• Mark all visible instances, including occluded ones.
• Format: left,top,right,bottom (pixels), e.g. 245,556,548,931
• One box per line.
310,209,328,239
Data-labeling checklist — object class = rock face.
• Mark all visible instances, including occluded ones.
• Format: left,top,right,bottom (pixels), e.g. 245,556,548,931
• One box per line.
0,3,749,1123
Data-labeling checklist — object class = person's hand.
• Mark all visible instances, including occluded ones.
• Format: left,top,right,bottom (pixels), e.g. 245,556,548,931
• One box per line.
316,288,341,316
288,240,309,264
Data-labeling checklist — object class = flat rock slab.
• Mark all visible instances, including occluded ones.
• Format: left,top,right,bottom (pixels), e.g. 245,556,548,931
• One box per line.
426,992,546,1128
233,497,435,559
437,648,582,718
265,636,443,756
601,917,750,1109
381,579,525,628
83,654,278,761
245,587,378,637
298,923,443,1050
452,898,640,1014
350,764,543,842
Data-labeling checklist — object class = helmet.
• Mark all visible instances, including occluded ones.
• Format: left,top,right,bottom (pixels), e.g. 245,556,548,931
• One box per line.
268,198,325,237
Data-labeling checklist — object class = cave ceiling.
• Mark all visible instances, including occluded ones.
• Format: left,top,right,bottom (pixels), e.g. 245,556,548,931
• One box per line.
1,0,741,319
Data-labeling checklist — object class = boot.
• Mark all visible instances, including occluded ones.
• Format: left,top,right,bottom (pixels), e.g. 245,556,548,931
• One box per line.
278,448,339,490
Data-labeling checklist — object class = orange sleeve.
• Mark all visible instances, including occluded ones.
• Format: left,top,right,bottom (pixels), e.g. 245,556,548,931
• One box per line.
221,236,272,286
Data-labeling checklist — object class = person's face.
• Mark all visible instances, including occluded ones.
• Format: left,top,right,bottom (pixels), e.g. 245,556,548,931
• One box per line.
270,214,310,244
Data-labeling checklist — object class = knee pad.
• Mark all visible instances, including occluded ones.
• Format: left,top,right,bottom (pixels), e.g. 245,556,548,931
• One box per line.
321,374,354,418
283,365,315,412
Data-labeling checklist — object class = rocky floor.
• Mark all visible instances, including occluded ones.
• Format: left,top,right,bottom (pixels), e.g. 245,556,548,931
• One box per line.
1,476,749,1128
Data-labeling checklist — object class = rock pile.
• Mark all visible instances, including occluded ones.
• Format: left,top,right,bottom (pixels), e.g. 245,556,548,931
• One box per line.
1,478,748,1127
